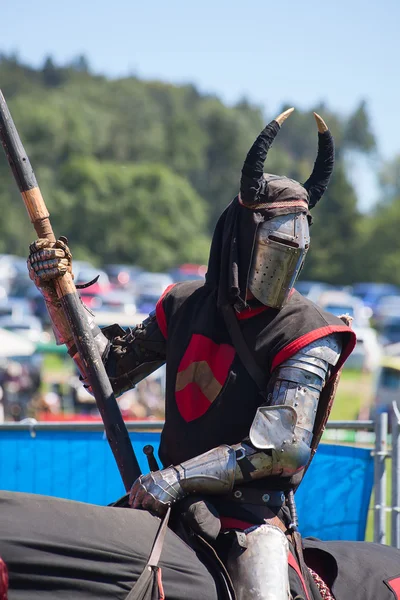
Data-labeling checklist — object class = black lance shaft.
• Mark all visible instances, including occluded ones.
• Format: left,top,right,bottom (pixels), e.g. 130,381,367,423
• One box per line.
0,90,141,490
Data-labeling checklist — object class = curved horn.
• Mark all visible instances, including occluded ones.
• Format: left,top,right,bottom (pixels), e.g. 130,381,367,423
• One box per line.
240,108,294,205
303,112,335,209
275,107,295,126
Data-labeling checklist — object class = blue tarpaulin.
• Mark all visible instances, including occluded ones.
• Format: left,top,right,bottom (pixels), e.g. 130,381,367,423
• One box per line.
296,444,374,540
0,430,373,540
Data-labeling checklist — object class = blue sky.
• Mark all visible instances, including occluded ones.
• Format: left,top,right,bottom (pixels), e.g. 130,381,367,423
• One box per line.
2,0,399,210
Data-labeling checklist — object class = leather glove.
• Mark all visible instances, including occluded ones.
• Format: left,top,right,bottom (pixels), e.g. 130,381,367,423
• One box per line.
27,236,72,288
179,496,221,542
129,467,186,516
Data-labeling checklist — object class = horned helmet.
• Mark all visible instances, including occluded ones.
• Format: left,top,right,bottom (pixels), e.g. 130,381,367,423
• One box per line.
240,108,334,308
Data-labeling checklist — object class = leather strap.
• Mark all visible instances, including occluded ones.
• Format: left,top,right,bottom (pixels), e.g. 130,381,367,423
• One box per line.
260,506,290,536
226,487,285,508
221,305,267,399
124,507,171,599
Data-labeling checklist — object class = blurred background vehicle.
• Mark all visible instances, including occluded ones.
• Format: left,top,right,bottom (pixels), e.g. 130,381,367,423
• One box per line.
169,264,207,283
371,356,400,420
373,295,400,328
0,315,47,343
377,316,400,347
135,272,174,313
345,327,382,373
317,290,373,328
0,254,26,294
352,283,400,317
295,280,334,303
74,263,111,308
316,290,381,372
104,264,144,291
0,327,42,421
94,289,137,314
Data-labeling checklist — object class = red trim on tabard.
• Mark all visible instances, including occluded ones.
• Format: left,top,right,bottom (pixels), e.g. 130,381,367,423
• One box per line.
236,288,295,320
0,558,8,600
157,567,165,600
386,576,400,599
236,305,268,320
288,552,311,600
271,325,357,376
220,517,254,530
155,284,176,339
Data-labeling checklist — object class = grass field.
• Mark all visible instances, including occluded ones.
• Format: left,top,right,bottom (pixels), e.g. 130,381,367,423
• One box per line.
330,369,373,421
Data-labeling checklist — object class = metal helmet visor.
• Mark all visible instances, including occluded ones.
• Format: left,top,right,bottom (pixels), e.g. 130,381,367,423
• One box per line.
248,213,310,309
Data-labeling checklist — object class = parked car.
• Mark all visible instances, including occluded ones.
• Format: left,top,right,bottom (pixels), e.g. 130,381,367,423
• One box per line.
317,290,372,328
345,326,382,373
316,291,380,372
0,297,34,320
0,315,46,343
135,272,173,313
352,283,400,316
75,266,111,290
169,264,207,283
8,271,49,323
372,356,400,418
135,272,173,295
94,290,137,315
104,264,144,291
295,280,333,303
378,316,400,347
373,295,400,328
0,254,24,293
75,266,112,309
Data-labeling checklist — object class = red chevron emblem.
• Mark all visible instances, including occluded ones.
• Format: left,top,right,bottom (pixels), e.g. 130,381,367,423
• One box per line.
175,334,235,422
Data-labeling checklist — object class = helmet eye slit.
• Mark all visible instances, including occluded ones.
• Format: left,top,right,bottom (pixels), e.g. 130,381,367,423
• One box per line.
268,235,299,248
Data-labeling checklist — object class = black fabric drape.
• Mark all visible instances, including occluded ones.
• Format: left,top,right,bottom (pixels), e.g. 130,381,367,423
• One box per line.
0,491,219,600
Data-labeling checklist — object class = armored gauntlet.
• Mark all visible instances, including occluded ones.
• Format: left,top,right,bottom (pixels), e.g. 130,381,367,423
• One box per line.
27,237,74,345
27,237,109,383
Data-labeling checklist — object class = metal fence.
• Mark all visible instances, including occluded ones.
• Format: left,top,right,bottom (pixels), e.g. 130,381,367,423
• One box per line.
0,416,398,546
318,412,400,547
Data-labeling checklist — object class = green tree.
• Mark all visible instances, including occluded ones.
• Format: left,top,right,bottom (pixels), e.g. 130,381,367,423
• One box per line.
0,56,380,284
379,155,400,201
343,100,376,154
53,157,210,271
301,163,360,284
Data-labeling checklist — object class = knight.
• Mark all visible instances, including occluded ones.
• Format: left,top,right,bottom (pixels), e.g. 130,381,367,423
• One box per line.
27,108,356,599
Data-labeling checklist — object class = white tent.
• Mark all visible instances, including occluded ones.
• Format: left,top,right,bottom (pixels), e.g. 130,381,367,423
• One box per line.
0,327,35,358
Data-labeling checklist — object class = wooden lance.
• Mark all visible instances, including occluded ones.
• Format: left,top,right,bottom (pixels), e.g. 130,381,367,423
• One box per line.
0,90,141,491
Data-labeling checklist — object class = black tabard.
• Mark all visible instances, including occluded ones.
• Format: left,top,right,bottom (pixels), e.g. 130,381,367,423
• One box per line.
155,282,355,481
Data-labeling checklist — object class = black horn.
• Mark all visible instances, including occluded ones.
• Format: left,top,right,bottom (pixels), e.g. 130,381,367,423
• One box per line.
240,107,294,206
303,113,335,209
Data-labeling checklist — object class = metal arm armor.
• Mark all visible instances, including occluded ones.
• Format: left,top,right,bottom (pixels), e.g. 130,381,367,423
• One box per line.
148,334,343,499
102,311,166,397
233,333,343,482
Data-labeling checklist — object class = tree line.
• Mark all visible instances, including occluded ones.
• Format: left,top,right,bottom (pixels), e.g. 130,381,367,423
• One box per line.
0,53,398,285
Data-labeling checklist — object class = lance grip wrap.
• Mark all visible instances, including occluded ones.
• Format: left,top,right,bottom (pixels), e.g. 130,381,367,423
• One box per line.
0,89,141,490
0,91,55,242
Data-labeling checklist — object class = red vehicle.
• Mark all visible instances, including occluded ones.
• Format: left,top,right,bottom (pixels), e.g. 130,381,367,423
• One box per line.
169,263,207,283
